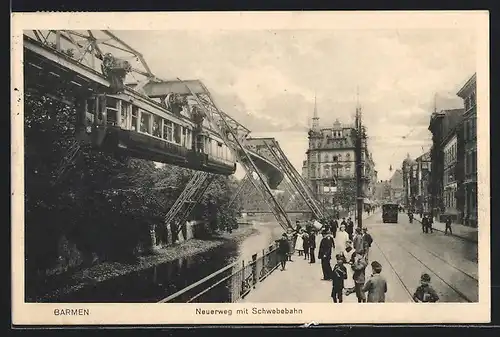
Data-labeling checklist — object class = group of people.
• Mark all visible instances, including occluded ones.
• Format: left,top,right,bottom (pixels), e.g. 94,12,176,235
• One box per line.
276,215,440,303
420,213,434,234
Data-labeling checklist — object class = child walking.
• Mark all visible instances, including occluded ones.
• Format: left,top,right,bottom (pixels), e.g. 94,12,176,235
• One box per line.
331,254,348,303
349,249,368,302
413,273,439,303
362,261,387,302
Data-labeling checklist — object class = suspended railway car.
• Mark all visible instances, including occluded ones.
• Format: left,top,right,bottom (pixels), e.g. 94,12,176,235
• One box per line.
78,93,237,175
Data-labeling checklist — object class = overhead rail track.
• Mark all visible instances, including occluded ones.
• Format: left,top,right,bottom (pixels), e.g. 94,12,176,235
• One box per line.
23,30,295,233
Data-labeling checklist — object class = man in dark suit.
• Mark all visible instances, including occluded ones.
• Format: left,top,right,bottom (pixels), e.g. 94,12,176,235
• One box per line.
318,231,335,280
308,230,317,264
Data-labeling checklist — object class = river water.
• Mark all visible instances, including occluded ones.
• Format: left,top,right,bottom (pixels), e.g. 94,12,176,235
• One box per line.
56,215,290,303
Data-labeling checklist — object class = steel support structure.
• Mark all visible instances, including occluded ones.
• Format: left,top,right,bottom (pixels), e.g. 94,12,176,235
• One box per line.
262,139,327,220
228,174,252,208
178,80,294,232
163,171,216,238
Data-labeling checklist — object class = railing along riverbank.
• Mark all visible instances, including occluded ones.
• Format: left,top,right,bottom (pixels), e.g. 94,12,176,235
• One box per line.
158,242,284,303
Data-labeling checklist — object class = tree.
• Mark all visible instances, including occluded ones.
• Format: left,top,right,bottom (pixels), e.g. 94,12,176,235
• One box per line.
24,88,243,290
335,178,357,212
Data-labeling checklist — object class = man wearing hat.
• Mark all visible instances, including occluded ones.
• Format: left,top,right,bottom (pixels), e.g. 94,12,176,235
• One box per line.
362,261,387,302
362,227,373,261
413,273,439,303
353,227,364,254
318,230,335,280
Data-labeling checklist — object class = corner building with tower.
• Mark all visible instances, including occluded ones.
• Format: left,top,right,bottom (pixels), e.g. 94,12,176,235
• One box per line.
301,100,377,215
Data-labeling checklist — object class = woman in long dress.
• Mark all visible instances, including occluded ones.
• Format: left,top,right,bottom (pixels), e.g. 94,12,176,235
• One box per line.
342,240,356,294
335,224,349,256
295,229,304,256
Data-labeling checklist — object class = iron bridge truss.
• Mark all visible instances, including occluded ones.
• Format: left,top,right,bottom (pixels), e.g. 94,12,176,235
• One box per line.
24,30,297,234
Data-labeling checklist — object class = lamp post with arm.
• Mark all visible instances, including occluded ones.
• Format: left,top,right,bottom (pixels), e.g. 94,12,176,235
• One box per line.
332,162,343,218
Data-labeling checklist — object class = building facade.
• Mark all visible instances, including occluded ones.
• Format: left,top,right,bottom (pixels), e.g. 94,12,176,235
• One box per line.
428,107,465,223
457,74,477,227
389,169,405,204
443,134,461,220
303,111,376,213
415,151,432,214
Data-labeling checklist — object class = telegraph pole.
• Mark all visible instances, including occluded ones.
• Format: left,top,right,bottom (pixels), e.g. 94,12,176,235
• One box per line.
355,87,364,229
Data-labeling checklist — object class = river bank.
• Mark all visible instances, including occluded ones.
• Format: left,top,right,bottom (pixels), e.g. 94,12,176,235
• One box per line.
30,224,258,302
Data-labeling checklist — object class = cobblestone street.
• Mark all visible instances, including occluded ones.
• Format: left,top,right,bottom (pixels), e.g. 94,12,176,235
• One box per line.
241,211,478,303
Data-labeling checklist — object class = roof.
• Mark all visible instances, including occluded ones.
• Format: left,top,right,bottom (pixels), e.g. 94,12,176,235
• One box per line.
416,151,431,162
456,73,477,98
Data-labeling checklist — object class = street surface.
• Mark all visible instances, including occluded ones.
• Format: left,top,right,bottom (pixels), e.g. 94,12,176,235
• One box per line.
240,212,478,303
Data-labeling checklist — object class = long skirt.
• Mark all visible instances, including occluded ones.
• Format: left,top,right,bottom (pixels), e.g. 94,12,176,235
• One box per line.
343,263,355,294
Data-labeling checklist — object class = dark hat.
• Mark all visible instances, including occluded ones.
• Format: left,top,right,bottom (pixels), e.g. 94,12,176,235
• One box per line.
335,253,344,260
371,261,382,272
421,273,431,282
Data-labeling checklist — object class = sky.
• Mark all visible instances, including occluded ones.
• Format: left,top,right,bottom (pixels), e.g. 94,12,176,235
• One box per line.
113,28,476,181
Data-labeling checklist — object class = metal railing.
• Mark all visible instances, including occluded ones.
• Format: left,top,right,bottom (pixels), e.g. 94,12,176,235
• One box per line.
158,243,282,303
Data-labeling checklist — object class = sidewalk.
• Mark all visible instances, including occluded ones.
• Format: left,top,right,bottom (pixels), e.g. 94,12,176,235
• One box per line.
240,212,413,303
413,215,477,243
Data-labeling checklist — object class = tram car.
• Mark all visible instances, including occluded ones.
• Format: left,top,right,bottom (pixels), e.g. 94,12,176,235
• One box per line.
76,92,237,176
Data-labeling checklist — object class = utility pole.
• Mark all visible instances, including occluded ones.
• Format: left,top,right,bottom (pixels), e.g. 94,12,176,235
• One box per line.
355,87,364,229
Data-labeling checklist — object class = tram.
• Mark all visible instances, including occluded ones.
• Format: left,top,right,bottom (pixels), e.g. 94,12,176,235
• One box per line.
382,203,399,223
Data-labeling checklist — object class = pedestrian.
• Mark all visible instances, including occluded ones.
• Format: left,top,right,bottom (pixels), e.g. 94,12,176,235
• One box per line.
353,227,364,254
302,230,310,260
308,230,316,264
331,218,339,238
277,233,290,271
421,215,429,233
331,254,348,303
340,217,347,230
362,261,387,302
318,230,334,280
413,273,439,303
445,216,453,235
350,249,367,302
285,231,294,262
335,224,349,256
362,227,373,261
346,218,354,241
295,229,304,256
427,214,434,233
342,240,356,295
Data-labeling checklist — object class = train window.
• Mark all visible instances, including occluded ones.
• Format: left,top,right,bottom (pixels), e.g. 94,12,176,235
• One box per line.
86,97,96,125
140,112,151,134
120,102,130,129
106,97,119,126
181,127,188,147
131,106,139,131
217,142,223,158
206,138,212,155
173,124,181,144
163,120,173,142
152,116,161,138
185,129,192,149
